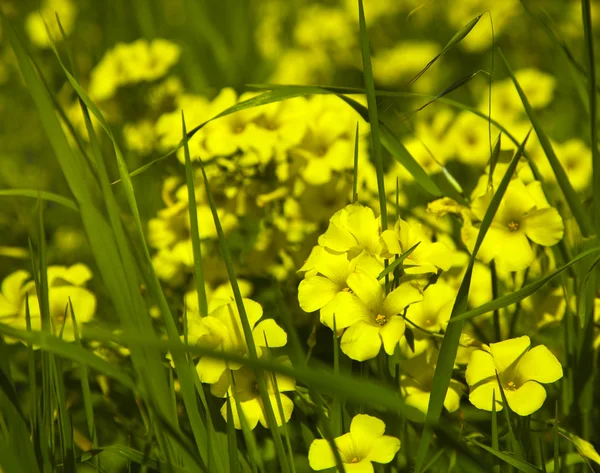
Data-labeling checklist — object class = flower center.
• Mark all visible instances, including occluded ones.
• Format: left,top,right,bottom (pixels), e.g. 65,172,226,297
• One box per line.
351,457,359,463
424,319,433,326
507,220,520,232
375,314,387,326
342,287,351,292
505,380,517,390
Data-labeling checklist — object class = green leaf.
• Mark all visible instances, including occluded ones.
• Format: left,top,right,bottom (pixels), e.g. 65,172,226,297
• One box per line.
448,246,600,323
414,131,531,472
0,189,78,212
498,47,594,237
409,15,483,85
353,122,360,203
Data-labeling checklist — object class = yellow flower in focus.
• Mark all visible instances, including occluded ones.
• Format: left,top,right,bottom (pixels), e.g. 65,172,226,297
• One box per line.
211,357,296,430
381,219,453,275
400,282,455,357
184,280,254,318
399,349,463,421
462,178,564,272
189,298,287,383
298,249,382,330
0,264,96,343
308,414,400,471
25,0,77,48
319,203,382,259
337,271,422,361
466,336,563,415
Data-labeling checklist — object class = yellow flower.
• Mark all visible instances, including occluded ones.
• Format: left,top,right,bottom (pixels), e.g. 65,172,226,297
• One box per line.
298,249,382,330
308,414,400,471
381,219,453,275
337,271,422,361
400,281,455,357
372,41,440,88
462,178,564,272
0,265,96,343
448,111,492,166
466,336,563,416
184,280,254,318
399,349,464,422
211,357,296,430
190,298,287,383
318,203,382,260
542,139,591,192
123,120,156,155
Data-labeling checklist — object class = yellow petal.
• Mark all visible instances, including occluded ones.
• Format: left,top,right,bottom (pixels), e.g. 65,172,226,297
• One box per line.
347,271,385,313
444,380,464,413
262,393,294,427
381,229,401,255
62,264,93,286
222,398,260,430
489,336,530,373
343,204,380,254
494,231,534,272
468,381,503,412
320,292,368,330
196,356,228,384
514,345,563,384
465,350,497,387
503,380,547,416
522,208,564,246
341,322,382,361
318,221,356,253
344,460,375,472
298,276,340,312
308,438,337,471
365,435,401,464
379,316,406,355
383,282,422,316
315,251,352,285
253,319,287,348
302,158,332,186
350,413,386,440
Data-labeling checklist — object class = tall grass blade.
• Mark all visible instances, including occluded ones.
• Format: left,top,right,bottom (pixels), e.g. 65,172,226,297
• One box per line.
353,122,359,203
358,0,387,227
0,190,78,211
470,439,542,473
377,242,420,280
414,131,531,472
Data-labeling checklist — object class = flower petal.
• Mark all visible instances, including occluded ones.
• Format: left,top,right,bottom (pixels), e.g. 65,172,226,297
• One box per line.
196,357,228,384
308,439,337,471
379,316,406,355
383,282,422,316
253,319,287,348
347,271,385,313
350,413,386,439
503,380,547,416
381,229,401,255
514,345,563,384
465,349,497,387
344,460,375,473
320,292,369,330
318,221,356,253
315,251,352,285
341,322,382,361
468,381,503,412
522,208,564,246
298,276,342,313
365,435,401,464
489,336,530,373
494,232,534,272
222,398,260,430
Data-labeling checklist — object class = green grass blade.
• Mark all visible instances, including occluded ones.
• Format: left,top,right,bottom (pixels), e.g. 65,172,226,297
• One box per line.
331,316,342,437
582,0,600,230
470,439,542,473
495,373,525,460
358,0,387,227
409,15,483,85
553,403,560,473
414,132,531,472
498,47,594,237
182,112,209,318
197,161,289,472
377,242,420,280
449,246,600,324
0,190,78,211
225,399,240,473
353,122,359,203
492,391,500,473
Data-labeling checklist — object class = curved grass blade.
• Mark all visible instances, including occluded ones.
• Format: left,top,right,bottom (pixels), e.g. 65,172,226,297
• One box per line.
414,131,531,472
358,0,387,227
448,246,600,323
409,15,483,85
469,439,542,473
498,47,594,237
0,189,78,212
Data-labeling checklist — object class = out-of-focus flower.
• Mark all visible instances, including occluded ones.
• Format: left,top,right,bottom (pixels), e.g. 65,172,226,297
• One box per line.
211,356,296,430
308,414,401,471
26,0,77,48
466,336,563,415
373,41,440,88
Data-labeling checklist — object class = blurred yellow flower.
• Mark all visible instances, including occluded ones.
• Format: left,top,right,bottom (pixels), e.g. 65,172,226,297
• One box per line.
211,357,296,430
337,271,422,361
25,0,77,48
462,178,564,272
190,298,287,383
372,41,440,88
399,349,464,421
308,414,400,471
466,336,563,415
